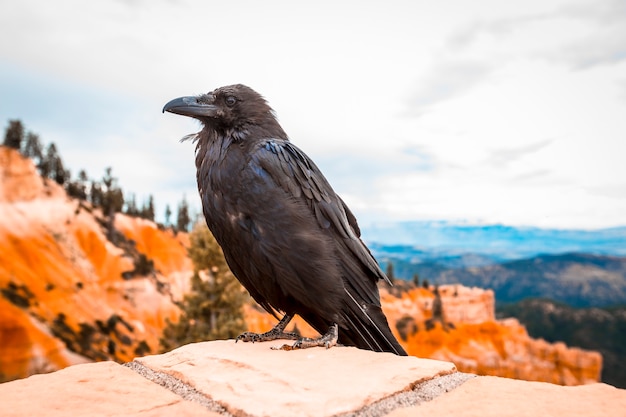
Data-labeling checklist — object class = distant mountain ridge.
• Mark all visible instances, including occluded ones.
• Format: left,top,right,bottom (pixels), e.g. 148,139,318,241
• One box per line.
363,221,626,308
362,221,626,260
378,252,626,308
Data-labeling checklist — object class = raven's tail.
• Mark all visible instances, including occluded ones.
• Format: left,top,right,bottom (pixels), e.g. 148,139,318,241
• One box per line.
339,289,407,356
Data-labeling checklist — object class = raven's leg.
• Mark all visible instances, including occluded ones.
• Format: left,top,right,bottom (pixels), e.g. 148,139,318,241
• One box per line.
236,313,300,343
273,323,338,351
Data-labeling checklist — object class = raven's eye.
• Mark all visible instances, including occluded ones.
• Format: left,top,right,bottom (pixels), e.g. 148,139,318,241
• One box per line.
225,96,237,107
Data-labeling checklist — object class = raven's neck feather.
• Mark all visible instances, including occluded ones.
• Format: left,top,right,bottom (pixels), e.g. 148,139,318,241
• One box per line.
202,119,288,144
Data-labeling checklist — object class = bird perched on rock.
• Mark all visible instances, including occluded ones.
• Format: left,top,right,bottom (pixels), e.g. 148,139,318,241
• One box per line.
163,84,406,355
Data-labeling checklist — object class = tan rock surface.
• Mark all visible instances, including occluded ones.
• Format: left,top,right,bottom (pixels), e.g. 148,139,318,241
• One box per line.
0,146,47,202
134,340,457,417
1,340,623,417
0,361,219,417
389,375,626,417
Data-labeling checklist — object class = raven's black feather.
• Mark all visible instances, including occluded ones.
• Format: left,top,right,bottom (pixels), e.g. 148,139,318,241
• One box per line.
165,84,406,355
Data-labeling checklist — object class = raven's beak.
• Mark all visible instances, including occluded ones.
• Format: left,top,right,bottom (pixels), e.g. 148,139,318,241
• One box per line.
162,95,218,118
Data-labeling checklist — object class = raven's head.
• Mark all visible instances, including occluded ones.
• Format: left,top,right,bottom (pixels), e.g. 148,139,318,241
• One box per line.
163,84,287,141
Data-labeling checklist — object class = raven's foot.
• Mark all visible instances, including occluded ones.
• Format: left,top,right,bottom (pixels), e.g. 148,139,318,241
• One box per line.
236,329,300,343
235,313,299,343
272,323,338,351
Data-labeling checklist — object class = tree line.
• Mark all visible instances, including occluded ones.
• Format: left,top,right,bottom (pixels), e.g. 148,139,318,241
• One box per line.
2,119,193,232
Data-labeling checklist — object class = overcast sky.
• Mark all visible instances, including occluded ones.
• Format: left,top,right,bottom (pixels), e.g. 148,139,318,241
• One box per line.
1,0,625,230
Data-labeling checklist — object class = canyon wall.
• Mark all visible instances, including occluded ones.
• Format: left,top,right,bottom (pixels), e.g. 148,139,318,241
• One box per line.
0,147,192,380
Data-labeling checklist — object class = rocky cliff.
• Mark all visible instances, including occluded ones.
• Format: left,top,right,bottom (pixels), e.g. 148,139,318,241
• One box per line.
382,284,602,385
0,146,192,380
0,146,602,385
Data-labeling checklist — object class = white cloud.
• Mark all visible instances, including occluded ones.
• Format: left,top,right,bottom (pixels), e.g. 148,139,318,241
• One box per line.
406,60,493,116
486,139,555,169
0,0,624,228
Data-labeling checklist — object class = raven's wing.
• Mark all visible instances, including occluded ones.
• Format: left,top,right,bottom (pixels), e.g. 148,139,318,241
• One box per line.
252,139,405,355
257,140,390,285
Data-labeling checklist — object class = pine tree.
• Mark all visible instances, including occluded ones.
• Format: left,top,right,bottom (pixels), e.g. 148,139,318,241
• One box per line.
40,142,66,183
412,273,420,287
39,143,54,178
89,181,103,208
52,154,69,186
124,193,140,216
109,188,124,215
385,261,395,281
100,167,124,216
164,204,172,226
76,170,89,200
3,120,24,150
160,222,247,351
22,132,43,163
176,196,191,232
141,195,155,221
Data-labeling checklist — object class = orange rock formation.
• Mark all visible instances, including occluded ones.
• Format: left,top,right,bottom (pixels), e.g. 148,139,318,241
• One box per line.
244,279,602,385
0,146,602,386
0,147,191,381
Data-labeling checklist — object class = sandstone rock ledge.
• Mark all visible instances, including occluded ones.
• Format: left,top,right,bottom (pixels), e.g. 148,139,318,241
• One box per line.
1,340,624,417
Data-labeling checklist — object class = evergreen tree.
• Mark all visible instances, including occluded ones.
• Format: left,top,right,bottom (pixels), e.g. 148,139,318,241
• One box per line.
100,167,124,216
52,154,69,186
40,143,59,180
109,188,124,215
74,169,89,200
38,142,70,185
164,204,172,226
176,196,191,232
141,195,155,221
3,119,24,150
385,261,395,281
124,193,140,216
22,132,43,163
160,222,247,351
89,181,103,208
39,143,53,178
412,273,420,287
66,176,84,200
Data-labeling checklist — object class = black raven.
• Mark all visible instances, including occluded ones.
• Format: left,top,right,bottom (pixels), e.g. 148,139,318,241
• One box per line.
164,84,406,355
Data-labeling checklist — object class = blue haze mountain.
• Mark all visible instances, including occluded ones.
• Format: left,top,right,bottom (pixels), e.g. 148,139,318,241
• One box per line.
363,222,626,308
362,221,626,260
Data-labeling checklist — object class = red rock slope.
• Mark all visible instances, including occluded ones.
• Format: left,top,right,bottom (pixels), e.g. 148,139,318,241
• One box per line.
246,282,602,385
0,146,192,381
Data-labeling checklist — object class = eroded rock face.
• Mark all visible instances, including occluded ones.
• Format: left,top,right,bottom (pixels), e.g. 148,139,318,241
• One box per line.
381,285,495,326
0,297,89,379
0,147,192,381
0,147,47,203
383,286,602,385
